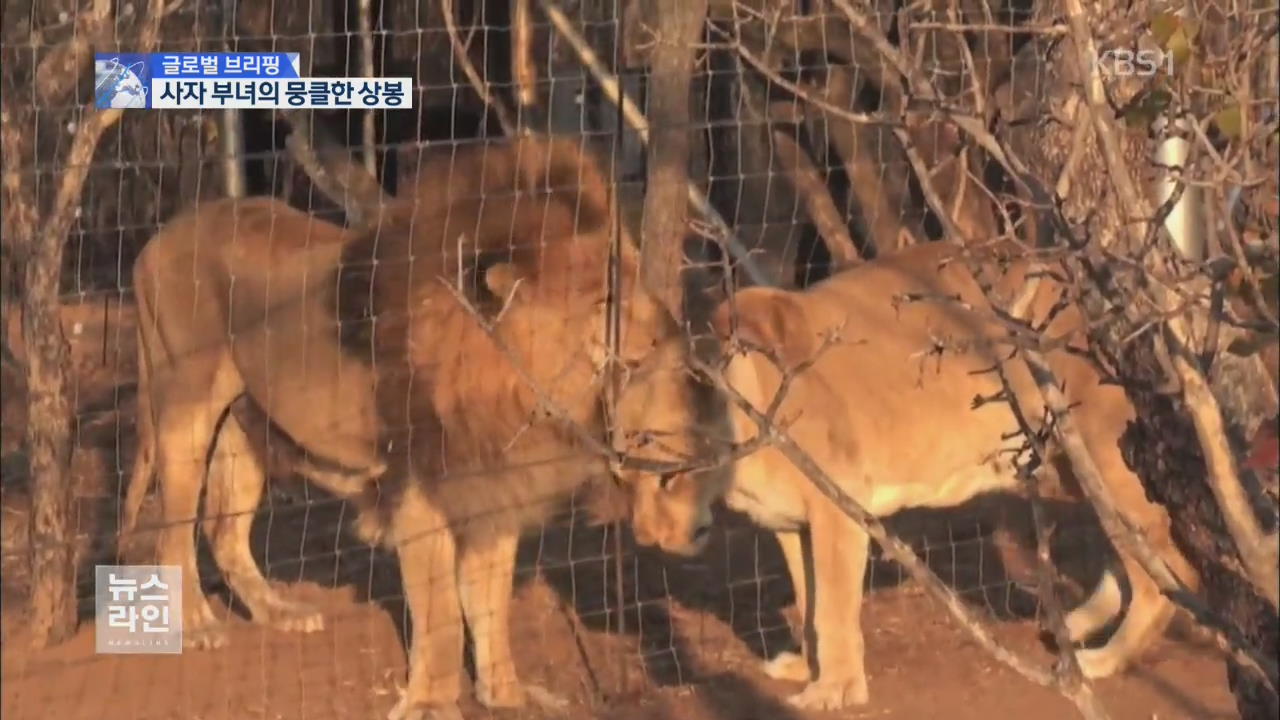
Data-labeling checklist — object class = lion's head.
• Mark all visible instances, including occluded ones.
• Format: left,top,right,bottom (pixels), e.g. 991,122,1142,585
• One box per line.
480,232,720,557
335,134,718,556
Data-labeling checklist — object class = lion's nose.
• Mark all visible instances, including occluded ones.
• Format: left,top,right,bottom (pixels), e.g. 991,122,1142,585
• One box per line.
691,523,712,545
632,525,657,547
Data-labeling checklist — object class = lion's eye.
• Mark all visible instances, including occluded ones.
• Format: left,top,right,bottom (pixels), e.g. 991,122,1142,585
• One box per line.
658,472,677,490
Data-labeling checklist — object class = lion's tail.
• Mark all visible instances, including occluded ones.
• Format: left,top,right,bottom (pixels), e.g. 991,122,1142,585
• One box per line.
396,133,618,242
509,133,615,235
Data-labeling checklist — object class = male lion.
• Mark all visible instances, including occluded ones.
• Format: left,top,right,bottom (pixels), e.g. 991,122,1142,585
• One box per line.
120,134,719,720
708,240,1198,710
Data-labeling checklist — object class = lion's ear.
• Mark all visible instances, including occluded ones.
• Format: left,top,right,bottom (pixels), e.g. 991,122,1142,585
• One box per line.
483,262,522,299
710,287,814,368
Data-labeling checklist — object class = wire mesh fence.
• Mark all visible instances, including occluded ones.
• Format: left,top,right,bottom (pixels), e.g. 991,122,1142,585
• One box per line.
2,1,1276,720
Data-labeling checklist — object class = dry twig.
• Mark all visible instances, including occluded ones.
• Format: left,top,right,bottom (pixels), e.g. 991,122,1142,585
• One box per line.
443,0,518,137
512,0,537,109
770,125,861,267
358,0,379,175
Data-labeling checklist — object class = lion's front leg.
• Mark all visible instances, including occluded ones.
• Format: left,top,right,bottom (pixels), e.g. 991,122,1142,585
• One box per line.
457,531,567,713
387,488,465,720
763,529,813,683
786,507,871,711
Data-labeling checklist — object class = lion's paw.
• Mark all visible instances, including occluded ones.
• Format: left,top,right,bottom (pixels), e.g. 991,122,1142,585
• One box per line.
183,623,230,651
525,685,570,713
263,601,325,634
787,677,869,710
1073,646,1127,680
763,651,810,682
476,680,567,712
386,698,464,720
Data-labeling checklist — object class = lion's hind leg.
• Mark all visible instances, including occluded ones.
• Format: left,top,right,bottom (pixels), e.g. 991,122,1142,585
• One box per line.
1063,563,1124,643
1073,555,1176,678
202,411,325,634
149,366,238,650
1065,410,1198,678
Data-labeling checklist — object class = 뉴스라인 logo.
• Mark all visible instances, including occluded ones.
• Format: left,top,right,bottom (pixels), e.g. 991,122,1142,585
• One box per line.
94,564,183,654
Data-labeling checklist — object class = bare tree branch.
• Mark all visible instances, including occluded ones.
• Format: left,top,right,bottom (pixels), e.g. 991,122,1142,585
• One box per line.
1163,323,1280,610
34,0,114,107
512,0,537,109
769,124,861,266
988,353,1111,720
859,2,1279,690
536,0,770,287
1021,346,1279,688
358,0,379,175
443,0,518,137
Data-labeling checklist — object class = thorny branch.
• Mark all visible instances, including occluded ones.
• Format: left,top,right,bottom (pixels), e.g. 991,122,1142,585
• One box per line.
987,356,1111,720
438,279,809,480
887,276,1279,692
1061,0,1280,614
1024,345,1279,689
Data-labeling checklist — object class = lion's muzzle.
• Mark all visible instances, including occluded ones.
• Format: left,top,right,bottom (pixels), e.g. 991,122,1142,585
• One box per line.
630,493,714,558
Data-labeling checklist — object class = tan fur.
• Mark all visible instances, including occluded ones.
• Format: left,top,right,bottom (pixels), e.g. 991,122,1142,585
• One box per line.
710,241,1199,710
120,135,718,720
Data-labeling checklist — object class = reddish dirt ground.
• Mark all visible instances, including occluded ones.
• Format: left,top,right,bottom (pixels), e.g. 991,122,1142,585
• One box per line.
1,509,1239,720
1,298,1240,720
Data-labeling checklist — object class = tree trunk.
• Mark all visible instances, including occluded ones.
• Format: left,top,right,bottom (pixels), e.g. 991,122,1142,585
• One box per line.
1,108,76,649
22,215,76,649
639,0,707,319
1119,340,1280,720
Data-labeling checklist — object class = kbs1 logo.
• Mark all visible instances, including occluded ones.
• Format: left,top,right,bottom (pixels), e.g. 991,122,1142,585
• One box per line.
1092,12,1197,79
94,52,413,110
1092,48,1175,78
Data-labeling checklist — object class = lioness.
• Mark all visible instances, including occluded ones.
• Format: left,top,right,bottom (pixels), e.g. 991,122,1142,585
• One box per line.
708,241,1198,710
121,135,719,720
